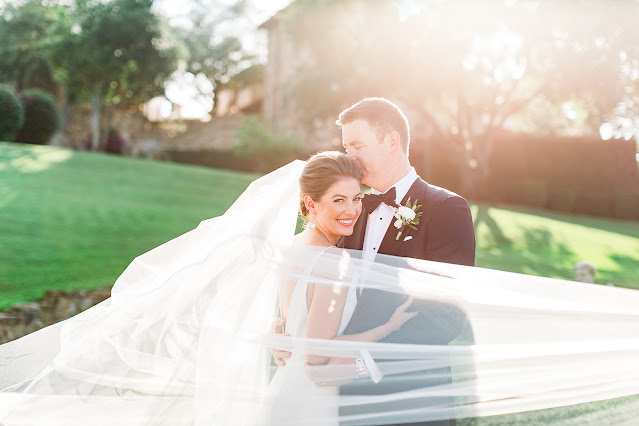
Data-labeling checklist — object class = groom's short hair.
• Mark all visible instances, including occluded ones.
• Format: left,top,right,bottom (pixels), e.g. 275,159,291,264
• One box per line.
336,97,410,154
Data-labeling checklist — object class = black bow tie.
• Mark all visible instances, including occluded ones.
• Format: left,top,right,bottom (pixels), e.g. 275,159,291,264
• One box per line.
362,187,397,211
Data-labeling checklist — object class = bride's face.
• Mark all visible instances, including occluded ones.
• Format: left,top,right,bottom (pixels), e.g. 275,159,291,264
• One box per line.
314,177,362,240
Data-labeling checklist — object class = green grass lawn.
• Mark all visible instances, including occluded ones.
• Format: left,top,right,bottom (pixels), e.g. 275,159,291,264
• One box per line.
2,142,638,309
473,204,639,288
0,142,258,309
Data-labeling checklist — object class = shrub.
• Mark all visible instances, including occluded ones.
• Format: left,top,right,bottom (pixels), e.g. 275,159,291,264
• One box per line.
0,84,25,142
509,179,547,209
477,179,509,204
233,117,308,173
547,187,576,213
573,192,612,217
16,89,61,145
613,190,639,220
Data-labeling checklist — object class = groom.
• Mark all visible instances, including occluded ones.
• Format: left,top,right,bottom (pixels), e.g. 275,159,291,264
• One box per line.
337,98,475,426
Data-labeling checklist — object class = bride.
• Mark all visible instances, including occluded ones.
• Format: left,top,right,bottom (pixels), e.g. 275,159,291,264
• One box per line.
1,151,639,425
266,152,416,425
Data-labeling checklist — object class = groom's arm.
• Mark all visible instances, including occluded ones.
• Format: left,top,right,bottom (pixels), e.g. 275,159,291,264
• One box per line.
426,196,475,267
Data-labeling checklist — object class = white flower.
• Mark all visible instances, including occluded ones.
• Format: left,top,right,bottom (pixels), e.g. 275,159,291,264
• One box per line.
397,206,416,220
394,198,422,241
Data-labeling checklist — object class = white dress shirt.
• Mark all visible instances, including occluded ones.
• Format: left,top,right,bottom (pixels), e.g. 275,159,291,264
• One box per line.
362,168,418,263
357,168,418,381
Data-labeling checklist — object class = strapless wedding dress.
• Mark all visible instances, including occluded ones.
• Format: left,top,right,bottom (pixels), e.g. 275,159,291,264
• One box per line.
266,247,357,425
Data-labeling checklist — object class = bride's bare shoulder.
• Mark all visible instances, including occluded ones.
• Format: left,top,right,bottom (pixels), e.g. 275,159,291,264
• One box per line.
292,230,332,248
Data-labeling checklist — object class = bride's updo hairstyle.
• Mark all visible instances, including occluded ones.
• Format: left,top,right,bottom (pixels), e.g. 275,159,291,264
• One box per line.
299,151,362,222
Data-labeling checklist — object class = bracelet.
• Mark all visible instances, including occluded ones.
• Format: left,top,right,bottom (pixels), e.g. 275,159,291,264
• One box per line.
354,356,370,379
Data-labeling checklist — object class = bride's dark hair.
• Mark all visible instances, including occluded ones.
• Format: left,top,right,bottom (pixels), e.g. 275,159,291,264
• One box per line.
299,151,363,220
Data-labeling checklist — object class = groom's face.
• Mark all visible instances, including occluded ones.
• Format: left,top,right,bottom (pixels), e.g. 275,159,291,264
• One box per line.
341,119,389,190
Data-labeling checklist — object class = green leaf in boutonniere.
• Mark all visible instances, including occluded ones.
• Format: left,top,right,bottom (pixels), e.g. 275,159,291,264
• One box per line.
393,198,423,240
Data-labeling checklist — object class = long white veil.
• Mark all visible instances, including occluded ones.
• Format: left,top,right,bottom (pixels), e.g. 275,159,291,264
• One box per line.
1,160,639,425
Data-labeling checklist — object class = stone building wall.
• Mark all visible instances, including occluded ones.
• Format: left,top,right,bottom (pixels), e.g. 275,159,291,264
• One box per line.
52,105,252,157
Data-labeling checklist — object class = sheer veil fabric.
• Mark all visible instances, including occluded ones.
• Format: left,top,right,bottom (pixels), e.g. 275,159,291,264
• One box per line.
1,160,639,425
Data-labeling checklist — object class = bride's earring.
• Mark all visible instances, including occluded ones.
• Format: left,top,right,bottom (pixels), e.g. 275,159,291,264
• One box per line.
309,211,317,230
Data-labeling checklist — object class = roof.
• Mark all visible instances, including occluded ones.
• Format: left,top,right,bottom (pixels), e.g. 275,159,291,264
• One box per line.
258,1,296,29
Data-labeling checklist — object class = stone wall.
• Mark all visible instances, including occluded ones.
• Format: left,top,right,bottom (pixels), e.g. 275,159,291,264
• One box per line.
52,105,252,157
0,288,111,344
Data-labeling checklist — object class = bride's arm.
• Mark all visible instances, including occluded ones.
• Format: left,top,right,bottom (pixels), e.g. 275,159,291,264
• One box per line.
332,297,416,343
305,280,416,365
304,281,349,365
304,298,417,386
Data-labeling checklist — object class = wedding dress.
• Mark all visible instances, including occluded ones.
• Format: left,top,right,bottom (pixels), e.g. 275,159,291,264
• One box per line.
1,160,639,425
266,246,358,425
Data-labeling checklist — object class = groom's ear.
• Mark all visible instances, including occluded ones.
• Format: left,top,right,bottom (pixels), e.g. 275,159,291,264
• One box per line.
386,131,401,153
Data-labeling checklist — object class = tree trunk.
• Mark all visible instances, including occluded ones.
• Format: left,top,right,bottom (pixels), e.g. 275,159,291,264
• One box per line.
90,88,103,151
61,92,76,132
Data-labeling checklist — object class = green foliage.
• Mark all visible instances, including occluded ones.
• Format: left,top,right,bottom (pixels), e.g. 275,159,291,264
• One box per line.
15,89,61,145
573,192,612,217
0,85,24,142
613,191,639,220
233,117,308,173
509,179,548,209
55,0,181,148
53,0,180,104
0,0,182,149
547,187,577,212
0,0,68,92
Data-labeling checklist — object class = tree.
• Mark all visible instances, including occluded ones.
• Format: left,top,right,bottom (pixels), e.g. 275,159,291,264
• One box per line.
0,0,181,149
279,0,639,196
53,0,180,149
172,0,257,114
0,0,70,93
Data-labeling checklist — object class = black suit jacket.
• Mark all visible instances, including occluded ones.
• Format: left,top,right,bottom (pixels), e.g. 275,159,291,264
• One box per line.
342,177,475,341
338,177,476,426
343,177,475,267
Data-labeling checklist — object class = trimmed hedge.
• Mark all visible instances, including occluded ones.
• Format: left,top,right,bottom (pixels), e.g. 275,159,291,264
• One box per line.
614,191,639,220
232,117,309,174
509,179,547,209
547,187,577,213
16,89,61,145
413,132,639,219
0,84,24,142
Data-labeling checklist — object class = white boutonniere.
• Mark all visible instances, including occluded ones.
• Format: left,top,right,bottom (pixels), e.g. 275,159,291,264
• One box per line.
393,198,423,241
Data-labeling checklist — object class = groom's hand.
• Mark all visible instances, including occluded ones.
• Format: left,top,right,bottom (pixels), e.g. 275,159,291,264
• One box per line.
271,318,291,367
